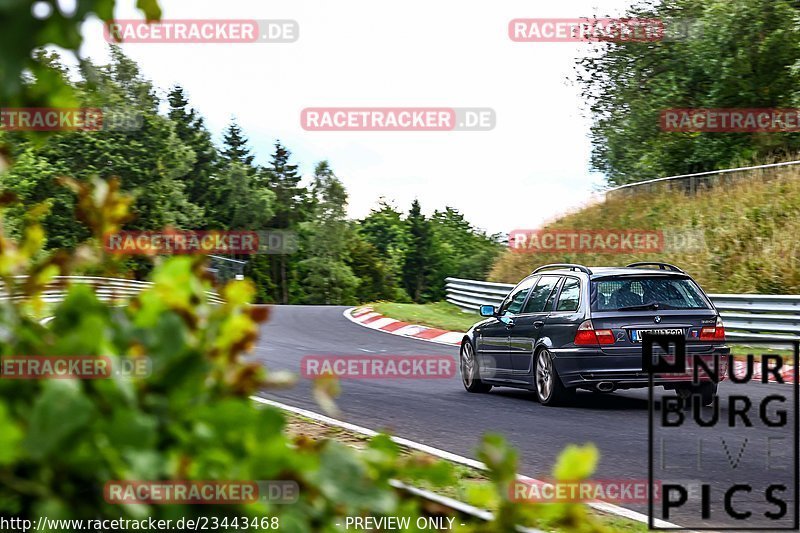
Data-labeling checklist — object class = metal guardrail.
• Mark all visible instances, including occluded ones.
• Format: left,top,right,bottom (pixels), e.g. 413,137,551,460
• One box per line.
445,277,800,342
603,159,800,199
0,276,225,305
390,480,544,533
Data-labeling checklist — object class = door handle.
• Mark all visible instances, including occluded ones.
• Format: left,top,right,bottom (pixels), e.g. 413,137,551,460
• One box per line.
505,320,515,329
533,321,544,328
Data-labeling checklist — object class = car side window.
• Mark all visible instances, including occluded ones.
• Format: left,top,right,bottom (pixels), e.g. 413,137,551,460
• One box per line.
522,275,560,313
502,276,537,315
543,278,563,312
556,277,581,312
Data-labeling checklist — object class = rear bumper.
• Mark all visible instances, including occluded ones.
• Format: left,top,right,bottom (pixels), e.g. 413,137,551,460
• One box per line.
551,346,730,389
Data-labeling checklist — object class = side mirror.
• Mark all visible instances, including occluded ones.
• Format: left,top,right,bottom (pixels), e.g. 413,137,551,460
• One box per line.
479,305,497,317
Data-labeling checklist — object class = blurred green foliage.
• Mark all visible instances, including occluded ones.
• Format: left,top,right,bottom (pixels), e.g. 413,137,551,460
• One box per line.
0,4,615,530
0,179,618,531
0,0,160,109
576,0,800,184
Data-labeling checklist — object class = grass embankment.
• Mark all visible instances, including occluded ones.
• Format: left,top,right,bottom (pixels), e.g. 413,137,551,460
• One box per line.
370,301,481,332
490,168,800,294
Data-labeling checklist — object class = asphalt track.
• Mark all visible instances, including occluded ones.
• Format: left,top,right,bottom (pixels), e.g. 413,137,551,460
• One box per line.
253,305,798,530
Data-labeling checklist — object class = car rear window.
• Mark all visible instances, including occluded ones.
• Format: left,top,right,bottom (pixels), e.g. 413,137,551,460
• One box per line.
590,276,710,311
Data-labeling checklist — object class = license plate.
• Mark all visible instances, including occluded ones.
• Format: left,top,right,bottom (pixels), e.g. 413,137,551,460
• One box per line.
630,328,684,342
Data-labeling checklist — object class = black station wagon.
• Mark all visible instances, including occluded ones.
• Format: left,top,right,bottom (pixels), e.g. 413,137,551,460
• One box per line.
460,263,729,406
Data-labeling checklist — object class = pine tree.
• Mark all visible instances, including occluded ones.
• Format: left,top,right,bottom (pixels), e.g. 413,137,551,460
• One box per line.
264,141,309,304
221,120,255,168
402,199,433,302
167,85,218,227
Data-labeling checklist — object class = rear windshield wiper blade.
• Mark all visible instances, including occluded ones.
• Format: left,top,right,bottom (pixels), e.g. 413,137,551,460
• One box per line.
617,301,663,311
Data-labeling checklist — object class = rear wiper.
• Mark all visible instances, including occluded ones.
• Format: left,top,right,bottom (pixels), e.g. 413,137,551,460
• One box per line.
617,301,663,311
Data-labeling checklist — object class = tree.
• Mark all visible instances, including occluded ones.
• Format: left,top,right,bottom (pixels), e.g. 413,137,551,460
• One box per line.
167,85,219,225
574,0,800,185
426,207,503,299
213,163,275,230
296,257,359,305
221,120,256,168
216,128,275,301
263,141,309,304
359,199,408,297
1,49,202,248
305,161,348,259
297,162,360,304
402,199,433,302
360,199,407,256
345,234,403,302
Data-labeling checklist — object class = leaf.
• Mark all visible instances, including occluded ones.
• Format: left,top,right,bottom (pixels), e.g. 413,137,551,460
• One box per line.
136,0,162,21
310,442,397,513
552,443,599,482
25,382,95,460
0,402,23,465
104,408,158,450
477,433,518,484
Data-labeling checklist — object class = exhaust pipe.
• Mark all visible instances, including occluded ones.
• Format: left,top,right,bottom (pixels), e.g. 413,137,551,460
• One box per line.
596,381,615,392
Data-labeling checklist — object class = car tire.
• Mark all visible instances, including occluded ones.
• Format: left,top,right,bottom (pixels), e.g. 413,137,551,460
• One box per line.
460,340,492,393
676,382,717,407
534,348,574,406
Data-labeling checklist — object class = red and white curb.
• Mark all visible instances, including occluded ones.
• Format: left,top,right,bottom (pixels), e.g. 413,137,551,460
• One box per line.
346,307,795,384
731,360,795,384
345,306,464,346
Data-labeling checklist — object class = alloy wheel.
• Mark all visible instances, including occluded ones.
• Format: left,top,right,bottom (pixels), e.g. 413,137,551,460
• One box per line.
461,342,476,388
536,350,553,401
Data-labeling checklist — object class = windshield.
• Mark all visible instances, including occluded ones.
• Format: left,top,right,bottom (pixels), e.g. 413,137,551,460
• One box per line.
590,276,710,311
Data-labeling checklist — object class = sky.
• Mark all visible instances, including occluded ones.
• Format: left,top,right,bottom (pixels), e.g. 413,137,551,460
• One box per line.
72,0,636,234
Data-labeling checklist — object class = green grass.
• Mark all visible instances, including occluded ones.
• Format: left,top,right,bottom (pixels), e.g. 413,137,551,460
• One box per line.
489,165,800,294
369,301,481,332
733,346,797,361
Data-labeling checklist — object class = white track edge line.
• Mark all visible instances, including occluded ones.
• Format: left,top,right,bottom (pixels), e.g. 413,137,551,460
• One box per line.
250,395,686,530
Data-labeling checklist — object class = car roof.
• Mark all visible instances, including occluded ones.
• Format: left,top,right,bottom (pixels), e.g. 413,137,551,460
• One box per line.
532,267,690,278
590,267,690,278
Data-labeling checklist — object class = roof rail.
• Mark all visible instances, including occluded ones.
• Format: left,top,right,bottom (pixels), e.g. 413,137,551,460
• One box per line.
532,263,593,275
625,262,684,273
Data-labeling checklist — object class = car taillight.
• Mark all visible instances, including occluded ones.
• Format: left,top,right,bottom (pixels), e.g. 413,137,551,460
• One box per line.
574,320,615,345
596,329,616,344
699,316,726,341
